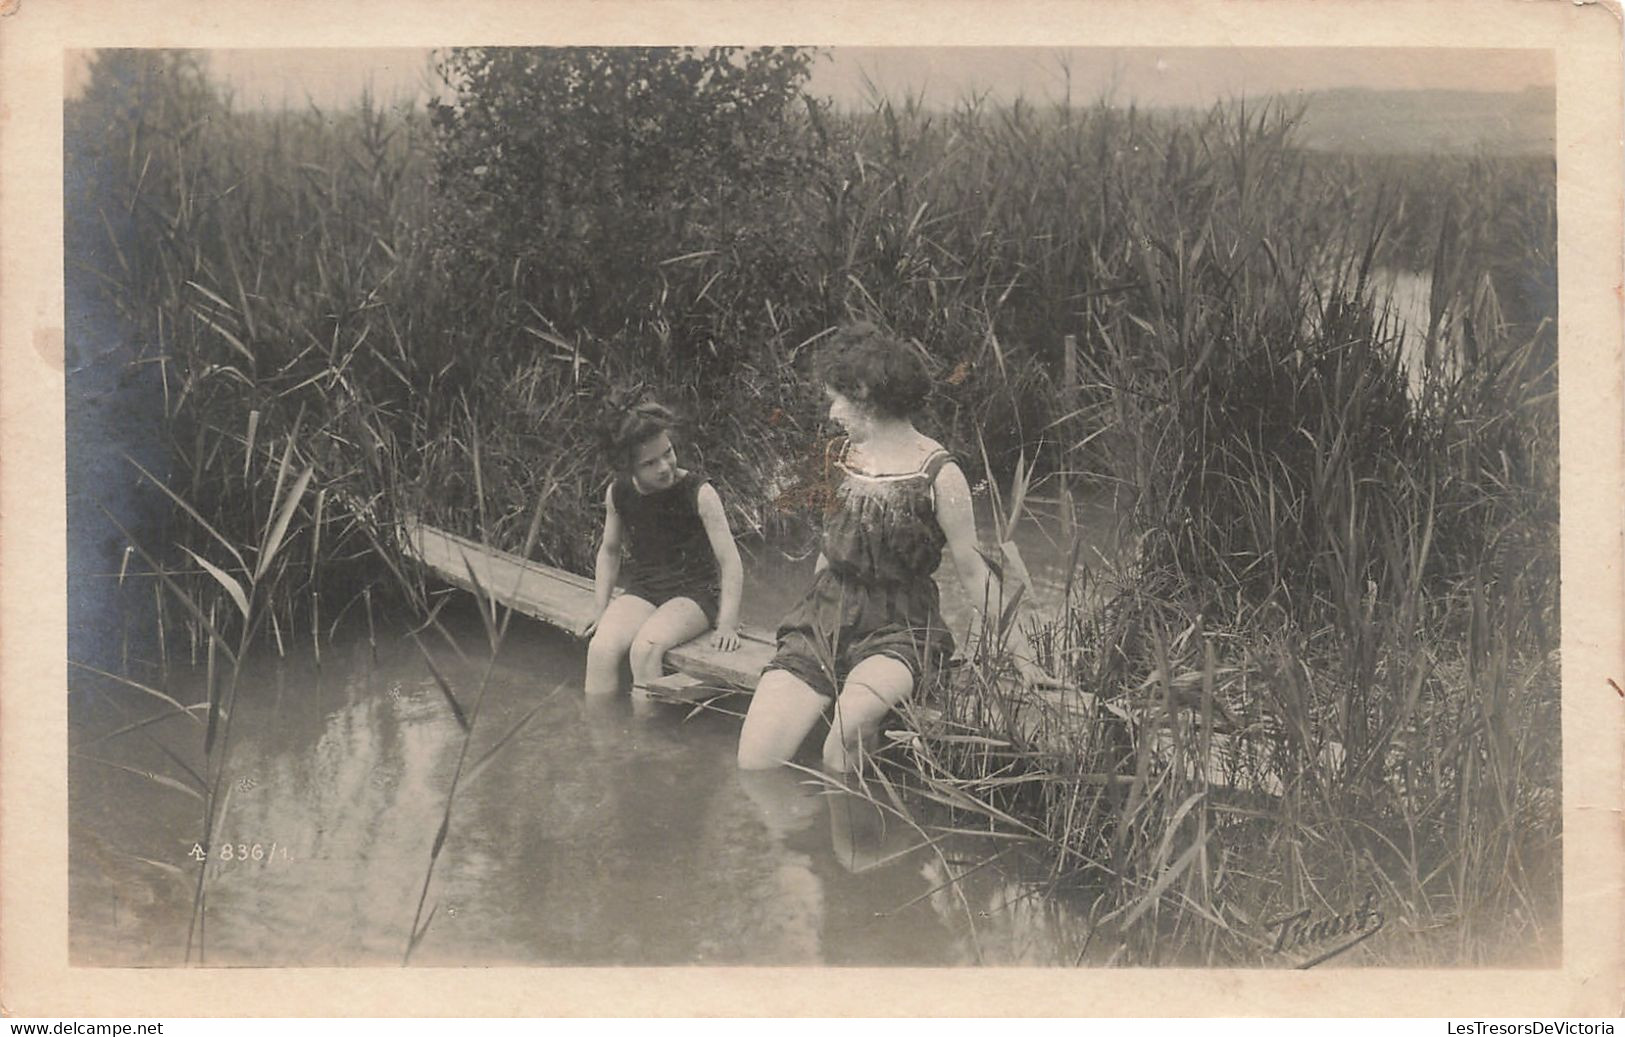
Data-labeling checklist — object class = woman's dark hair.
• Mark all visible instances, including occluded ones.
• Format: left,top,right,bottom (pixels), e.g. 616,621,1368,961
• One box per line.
604,400,679,472
813,322,932,419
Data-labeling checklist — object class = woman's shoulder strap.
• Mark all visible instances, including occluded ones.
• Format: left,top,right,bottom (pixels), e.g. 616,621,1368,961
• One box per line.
920,445,956,483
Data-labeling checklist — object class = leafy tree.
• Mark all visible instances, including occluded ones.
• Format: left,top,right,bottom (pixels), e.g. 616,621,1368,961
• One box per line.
427,47,824,376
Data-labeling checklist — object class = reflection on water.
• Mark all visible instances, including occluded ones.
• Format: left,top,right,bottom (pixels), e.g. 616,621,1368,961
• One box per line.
70,601,1097,966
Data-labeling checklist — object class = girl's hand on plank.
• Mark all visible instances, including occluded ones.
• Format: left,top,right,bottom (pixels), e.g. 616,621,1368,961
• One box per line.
711,625,741,652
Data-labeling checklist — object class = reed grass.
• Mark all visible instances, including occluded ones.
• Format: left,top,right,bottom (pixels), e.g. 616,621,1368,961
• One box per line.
79,421,315,962
840,99,1558,965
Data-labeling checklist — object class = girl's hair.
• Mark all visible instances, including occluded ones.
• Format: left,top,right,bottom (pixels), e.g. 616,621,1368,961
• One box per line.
813,322,931,419
604,400,679,472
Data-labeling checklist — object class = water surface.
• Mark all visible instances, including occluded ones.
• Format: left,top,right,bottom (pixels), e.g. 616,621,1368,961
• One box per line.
69,500,1115,967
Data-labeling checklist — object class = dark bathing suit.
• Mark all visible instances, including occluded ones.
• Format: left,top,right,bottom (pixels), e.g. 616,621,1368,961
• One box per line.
766,438,957,699
611,471,721,624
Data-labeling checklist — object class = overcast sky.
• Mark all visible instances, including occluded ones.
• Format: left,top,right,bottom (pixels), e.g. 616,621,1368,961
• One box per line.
67,46,1554,111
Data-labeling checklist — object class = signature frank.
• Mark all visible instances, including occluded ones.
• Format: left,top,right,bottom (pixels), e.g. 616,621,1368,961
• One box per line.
1264,890,1385,968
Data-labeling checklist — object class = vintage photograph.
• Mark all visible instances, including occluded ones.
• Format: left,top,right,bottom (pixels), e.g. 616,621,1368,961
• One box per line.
58,41,1569,973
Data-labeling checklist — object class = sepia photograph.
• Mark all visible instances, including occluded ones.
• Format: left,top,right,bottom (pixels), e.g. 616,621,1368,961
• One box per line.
4,0,1621,1019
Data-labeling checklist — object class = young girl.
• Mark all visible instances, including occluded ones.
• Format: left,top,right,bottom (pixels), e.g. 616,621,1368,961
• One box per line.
584,401,744,698
737,323,1051,772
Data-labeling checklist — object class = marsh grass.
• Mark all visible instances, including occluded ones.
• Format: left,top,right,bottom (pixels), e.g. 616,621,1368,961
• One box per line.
70,419,316,961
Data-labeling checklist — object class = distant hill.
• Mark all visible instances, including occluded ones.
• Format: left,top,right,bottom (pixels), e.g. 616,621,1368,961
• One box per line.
1288,86,1555,155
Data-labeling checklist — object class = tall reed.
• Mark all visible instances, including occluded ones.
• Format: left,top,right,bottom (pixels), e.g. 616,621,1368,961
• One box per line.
852,96,1558,966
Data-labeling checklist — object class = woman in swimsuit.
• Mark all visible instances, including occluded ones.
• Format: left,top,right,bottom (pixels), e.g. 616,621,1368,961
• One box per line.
737,323,1048,772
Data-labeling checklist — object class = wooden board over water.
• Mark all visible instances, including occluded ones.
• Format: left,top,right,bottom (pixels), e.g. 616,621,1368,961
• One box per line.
401,519,776,690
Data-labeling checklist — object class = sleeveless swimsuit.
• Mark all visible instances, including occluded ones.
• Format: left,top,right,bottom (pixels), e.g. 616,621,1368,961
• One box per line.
611,471,721,624
766,438,957,698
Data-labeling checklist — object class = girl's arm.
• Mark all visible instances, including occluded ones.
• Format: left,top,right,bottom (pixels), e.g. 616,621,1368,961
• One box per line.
585,482,622,637
696,483,744,651
933,461,1054,682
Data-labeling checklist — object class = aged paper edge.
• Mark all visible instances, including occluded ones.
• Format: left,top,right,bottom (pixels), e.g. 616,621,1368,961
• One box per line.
1,0,1620,1019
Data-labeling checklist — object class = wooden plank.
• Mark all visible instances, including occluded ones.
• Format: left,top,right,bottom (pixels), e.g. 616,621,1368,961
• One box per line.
402,519,776,689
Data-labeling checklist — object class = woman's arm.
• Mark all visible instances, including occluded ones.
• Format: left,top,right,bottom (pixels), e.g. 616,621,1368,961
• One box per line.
696,483,744,651
933,461,1055,681
585,482,622,637
932,460,1000,615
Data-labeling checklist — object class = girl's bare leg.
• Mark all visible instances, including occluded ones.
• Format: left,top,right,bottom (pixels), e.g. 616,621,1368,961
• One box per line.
628,597,711,689
737,669,830,769
584,595,655,696
822,654,914,773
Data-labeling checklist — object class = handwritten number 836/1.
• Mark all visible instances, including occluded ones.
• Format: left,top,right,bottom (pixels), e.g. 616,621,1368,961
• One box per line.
188,842,291,863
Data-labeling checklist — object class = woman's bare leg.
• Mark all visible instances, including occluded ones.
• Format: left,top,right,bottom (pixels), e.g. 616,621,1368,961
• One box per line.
822,654,914,773
584,595,655,697
736,766,824,837
827,787,914,873
737,669,830,769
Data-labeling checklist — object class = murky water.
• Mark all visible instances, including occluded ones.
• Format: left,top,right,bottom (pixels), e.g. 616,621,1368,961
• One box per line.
69,499,1120,967
1374,268,1435,392
1314,266,1443,395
